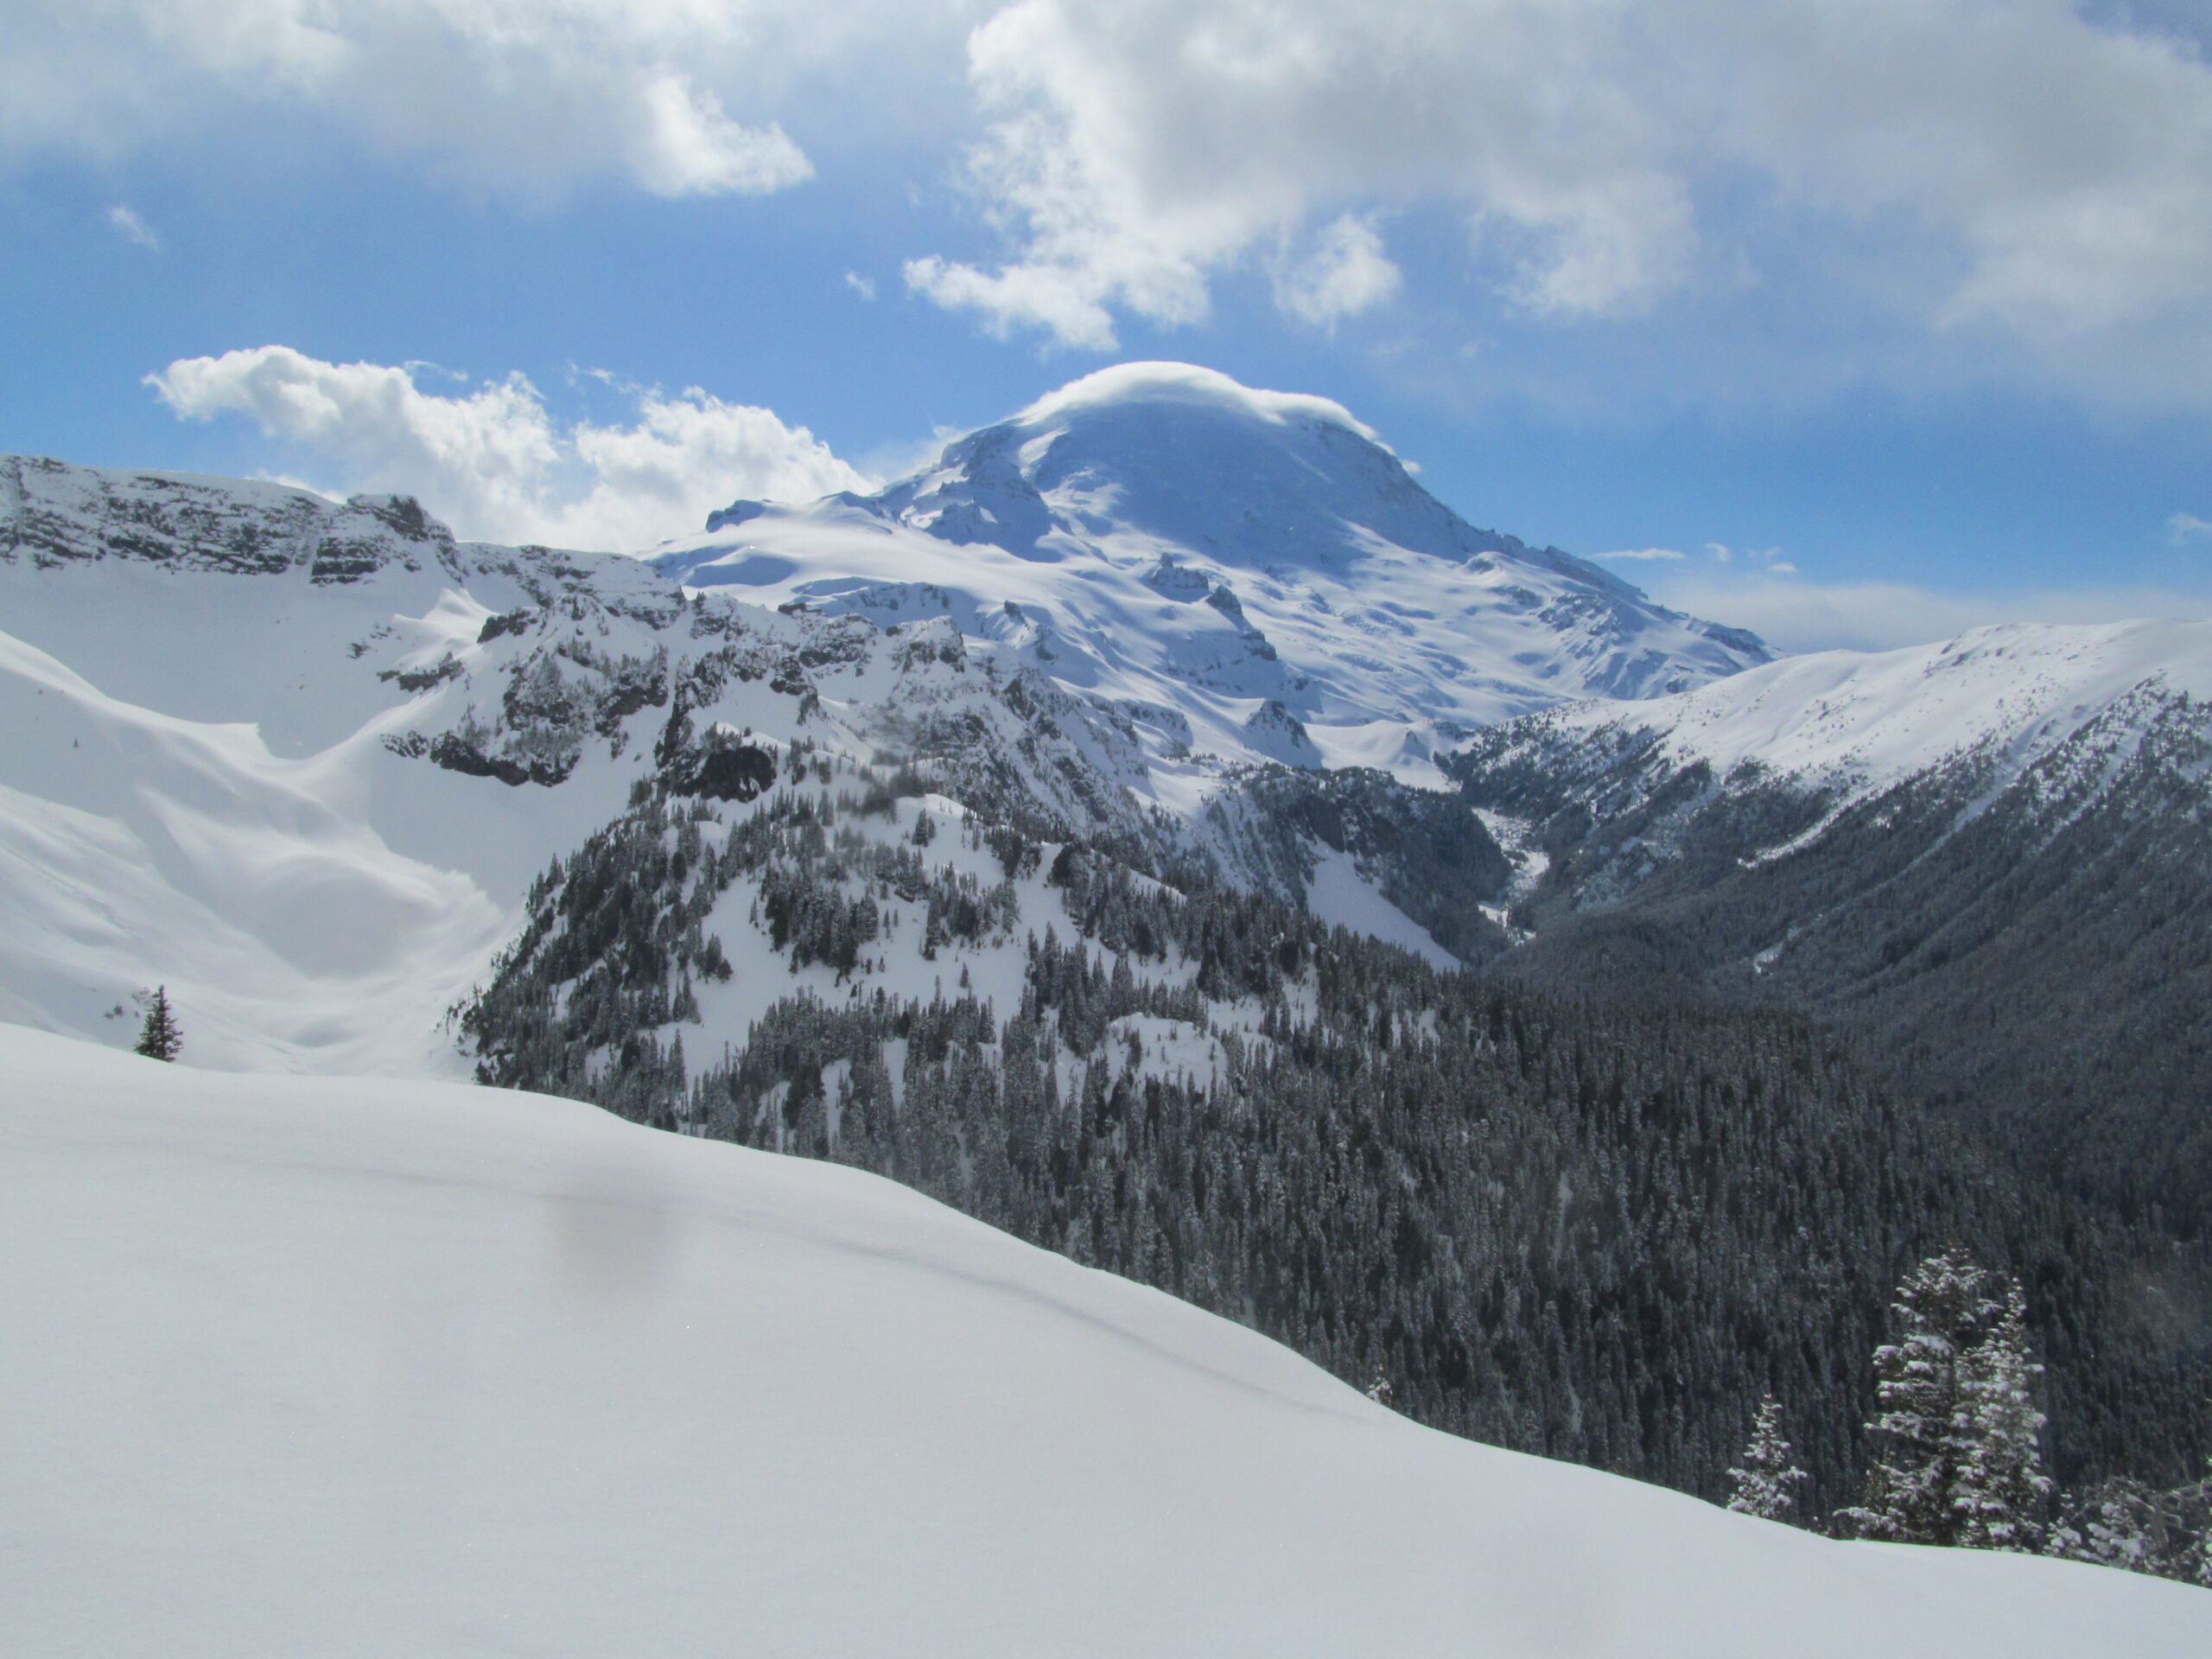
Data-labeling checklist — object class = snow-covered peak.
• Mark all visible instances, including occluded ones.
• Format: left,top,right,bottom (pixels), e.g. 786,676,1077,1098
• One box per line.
658,365,1770,777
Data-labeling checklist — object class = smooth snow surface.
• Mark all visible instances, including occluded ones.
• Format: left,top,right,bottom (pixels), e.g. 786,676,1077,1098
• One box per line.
4,1035,2194,1654
1306,847,1459,970
2,1026,2202,1658
0,528,644,1072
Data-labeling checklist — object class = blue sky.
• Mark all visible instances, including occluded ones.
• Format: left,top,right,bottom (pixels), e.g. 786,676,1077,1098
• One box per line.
3,0,2209,652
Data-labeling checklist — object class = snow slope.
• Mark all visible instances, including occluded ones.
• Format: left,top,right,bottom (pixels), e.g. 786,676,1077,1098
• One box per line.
0,461,679,1070
2,1023,2201,1658
1507,618,2212,802
652,363,1769,776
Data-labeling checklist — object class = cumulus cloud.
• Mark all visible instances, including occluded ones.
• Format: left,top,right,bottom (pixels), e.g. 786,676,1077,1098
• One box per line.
22,3,2212,402
906,0,2212,359
0,0,853,200
149,346,872,550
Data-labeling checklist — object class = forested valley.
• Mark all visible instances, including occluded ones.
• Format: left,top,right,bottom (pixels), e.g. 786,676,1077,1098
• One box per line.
461,755,2212,1539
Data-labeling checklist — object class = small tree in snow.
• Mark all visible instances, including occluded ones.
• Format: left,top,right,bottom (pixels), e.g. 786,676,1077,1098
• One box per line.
1364,1368,1395,1408
1726,1394,1808,1522
134,986,182,1063
1953,1280,2052,1551
1840,1249,1994,1545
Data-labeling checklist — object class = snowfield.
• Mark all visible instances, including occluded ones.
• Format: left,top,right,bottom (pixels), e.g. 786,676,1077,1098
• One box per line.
1,1024,2201,1657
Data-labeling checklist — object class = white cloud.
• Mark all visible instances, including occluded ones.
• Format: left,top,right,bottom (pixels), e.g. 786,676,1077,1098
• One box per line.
1704,543,1792,573
906,0,2212,365
630,75,810,198
1273,216,1402,329
0,0,863,200
2171,512,2212,543
149,346,872,550
844,271,878,301
1596,547,1685,563
20,3,2212,404
105,204,160,250
1645,569,2209,655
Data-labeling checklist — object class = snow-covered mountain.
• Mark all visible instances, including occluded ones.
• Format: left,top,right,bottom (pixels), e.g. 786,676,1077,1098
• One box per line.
1443,615,2212,941
6,1023,2202,1658
1443,617,2212,1236
0,376,1769,1071
652,362,1770,779
7,413,2212,1557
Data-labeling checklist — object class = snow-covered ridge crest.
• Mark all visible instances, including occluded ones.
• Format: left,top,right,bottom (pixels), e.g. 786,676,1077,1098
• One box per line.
1506,618,2212,800
655,362,1771,779
2,451,462,582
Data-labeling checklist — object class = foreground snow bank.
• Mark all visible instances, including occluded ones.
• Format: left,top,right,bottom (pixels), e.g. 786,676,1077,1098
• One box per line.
0,1027,2200,1657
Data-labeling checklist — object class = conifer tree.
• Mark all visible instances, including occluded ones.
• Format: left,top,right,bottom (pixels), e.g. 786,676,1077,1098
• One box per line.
1726,1395,1808,1522
134,986,182,1063
2046,1478,2171,1573
1840,1250,1993,1544
1954,1280,2052,1551
2187,1484,2212,1588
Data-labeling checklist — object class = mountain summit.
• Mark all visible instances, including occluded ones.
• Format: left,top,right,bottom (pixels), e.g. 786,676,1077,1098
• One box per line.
655,364,1769,774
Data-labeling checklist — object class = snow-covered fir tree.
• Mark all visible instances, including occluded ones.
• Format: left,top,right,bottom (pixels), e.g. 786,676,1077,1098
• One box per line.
1726,1395,1808,1522
1953,1281,2052,1551
2190,1463,2212,1586
2047,1479,2179,1575
1840,1250,1995,1545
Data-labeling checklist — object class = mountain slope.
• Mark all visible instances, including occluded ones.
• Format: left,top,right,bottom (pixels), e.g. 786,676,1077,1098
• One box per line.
463,773,2212,1510
652,363,1769,779
1444,620,2212,1235
0,367,1776,1066
3,1024,2202,1658
0,435,1580,1059
0,454,1210,1061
